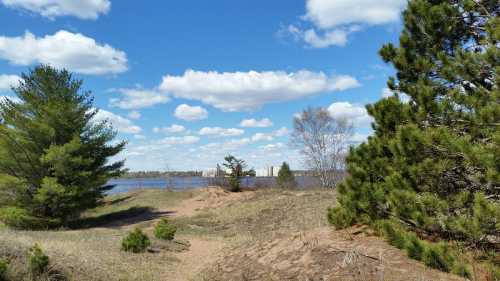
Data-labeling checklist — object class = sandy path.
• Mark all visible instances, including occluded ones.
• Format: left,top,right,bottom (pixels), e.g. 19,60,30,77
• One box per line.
160,187,255,281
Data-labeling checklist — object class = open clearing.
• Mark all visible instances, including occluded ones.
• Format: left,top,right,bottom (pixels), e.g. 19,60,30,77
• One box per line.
0,187,466,281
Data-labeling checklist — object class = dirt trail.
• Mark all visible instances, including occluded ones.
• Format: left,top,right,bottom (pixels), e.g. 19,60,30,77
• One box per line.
162,187,255,281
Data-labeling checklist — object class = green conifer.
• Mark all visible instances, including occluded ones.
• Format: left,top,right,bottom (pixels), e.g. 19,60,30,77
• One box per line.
328,0,499,275
0,65,125,228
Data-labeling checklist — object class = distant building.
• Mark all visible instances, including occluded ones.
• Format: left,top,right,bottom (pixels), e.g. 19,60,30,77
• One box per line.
201,166,226,177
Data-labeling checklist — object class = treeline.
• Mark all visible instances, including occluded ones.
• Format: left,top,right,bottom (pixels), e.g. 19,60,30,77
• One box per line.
119,170,202,179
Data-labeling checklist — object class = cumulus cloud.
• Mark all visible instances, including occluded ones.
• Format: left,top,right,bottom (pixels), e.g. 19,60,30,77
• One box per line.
0,74,20,92
259,142,285,152
174,104,208,121
381,87,394,98
239,118,273,128
327,102,373,127
153,124,186,134
0,30,127,75
1,0,110,19
160,70,360,112
127,110,141,120
158,135,200,145
284,0,406,48
381,87,411,103
251,127,289,142
109,88,169,109
93,109,141,134
304,0,405,29
199,127,244,138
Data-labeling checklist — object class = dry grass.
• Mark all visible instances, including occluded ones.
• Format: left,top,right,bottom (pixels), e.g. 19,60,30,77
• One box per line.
0,187,470,281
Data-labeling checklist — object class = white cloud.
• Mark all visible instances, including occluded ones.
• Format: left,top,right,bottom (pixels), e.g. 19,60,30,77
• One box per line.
134,134,146,140
199,127,244,138
127,111,141,120
174,104,208,121
0,74,21,92
286,25,360,48
158,135,199,145
1,0,110,19
0,30,127,75
284,0,406,48
381,87,394,98
381,87,411,103
327,102,373,127
251,127,289,142
251,133,274,142
160,69,360,112
239,118,273,128
304,0,406,29
222,138,251,150
109,88,169,109
260,142,285,152
93,109,142,134
153,124,186,134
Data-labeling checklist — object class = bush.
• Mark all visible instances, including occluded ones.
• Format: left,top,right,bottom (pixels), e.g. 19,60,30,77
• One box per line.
0,207,57,229
154,218,176,241
422,244,454,272
327,206,353,229
28,244,49,276
277,162,296,188
121,228,151,253
0,259,7,280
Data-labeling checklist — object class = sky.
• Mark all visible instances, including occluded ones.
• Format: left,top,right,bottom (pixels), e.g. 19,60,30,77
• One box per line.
0,0,405,171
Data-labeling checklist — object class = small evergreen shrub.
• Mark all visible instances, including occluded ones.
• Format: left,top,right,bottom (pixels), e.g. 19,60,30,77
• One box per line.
277,162,296,188
451,261,471,279
381,221,406,249
154,218,176,241
421,243,454,273
405,233,424,260
121,228,151,253
28,244,49,275
0,207,54,229
0,259,7,280
327,206,353,229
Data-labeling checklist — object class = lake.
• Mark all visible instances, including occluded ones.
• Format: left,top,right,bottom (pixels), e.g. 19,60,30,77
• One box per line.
107,176,320,193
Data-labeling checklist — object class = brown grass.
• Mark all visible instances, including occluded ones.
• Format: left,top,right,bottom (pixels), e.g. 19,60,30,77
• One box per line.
0,187,470,281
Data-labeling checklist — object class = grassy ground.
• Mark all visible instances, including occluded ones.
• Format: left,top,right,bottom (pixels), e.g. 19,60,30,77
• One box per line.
0,187,468,281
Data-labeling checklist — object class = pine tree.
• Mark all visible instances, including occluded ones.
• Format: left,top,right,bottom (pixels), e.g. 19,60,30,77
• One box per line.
328,0,499,276
222,155,255,192
277,162,296,188
0,65,125,228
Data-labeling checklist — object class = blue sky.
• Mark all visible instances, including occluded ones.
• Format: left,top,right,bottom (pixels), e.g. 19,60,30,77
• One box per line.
0,0,404,171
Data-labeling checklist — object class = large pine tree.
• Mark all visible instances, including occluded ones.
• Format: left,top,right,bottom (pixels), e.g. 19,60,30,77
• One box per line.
0,65,125,228
329,0,499,276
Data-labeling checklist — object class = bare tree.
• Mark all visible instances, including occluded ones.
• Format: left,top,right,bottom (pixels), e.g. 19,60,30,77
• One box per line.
290,107,354,188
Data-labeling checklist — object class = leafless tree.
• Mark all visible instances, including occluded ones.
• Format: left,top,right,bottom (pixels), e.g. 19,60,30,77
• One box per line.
290,107,354,188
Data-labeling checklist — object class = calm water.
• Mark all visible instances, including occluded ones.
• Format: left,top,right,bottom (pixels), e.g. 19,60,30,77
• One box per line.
107,176,319,194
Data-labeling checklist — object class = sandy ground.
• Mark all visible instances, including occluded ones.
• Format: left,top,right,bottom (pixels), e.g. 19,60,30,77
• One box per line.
161,187,256,280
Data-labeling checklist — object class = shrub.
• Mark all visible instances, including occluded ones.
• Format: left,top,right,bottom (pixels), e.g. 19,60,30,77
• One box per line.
277,162,296,188
405,233,424,260
221,155,255,192
0,259,7,280
28,244,49,276
121,228,151,253
327,206,353,229
422,243,454,273
0,207,57,229
154,218,176,241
